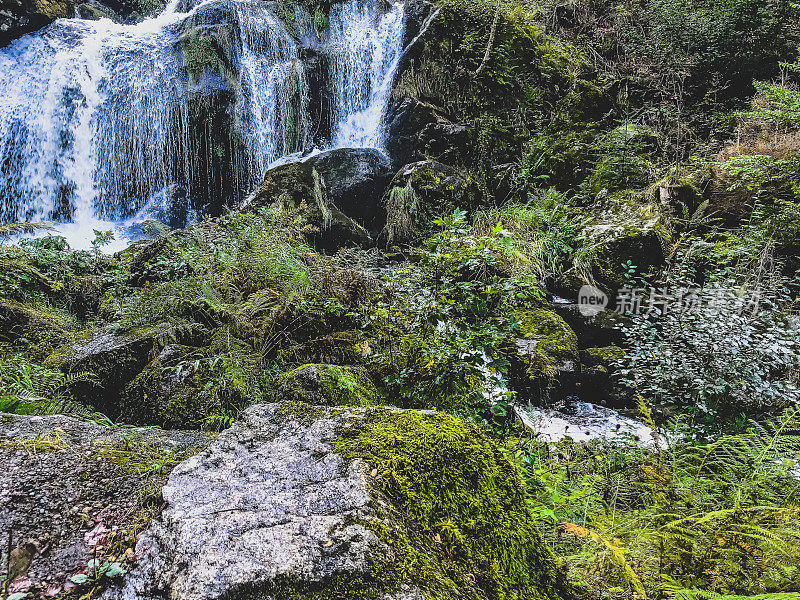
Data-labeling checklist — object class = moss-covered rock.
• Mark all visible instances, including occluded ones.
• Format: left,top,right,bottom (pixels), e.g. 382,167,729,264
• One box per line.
0,299,69,348
581,191,671,290
104,404,565,600
514,308,579,365
275,363,382,407
334,407,566,600
382,160,480,245
508,308,580,401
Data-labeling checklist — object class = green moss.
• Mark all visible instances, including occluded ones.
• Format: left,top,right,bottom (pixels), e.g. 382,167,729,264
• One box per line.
0,430,69,454
276,364,382,407
582,345,625,366
513,308,578,363
273,398,324,424
333,408,565,600
90,437,192,474
581,191,671,287
0,298,73,352
180,30,236,83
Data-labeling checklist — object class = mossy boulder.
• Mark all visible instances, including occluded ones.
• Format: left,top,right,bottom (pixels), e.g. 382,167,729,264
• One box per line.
382,160,480,245
581,191,671,291
0,299,69,349
275,363,381,407
508,308,580,401
104,404,566,600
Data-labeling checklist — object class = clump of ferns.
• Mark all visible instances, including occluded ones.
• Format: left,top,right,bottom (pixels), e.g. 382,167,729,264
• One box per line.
554,407,800,597
0,353,96,418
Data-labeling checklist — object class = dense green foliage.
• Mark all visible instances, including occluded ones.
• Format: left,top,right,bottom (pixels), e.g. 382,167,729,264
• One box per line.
3,0,800,597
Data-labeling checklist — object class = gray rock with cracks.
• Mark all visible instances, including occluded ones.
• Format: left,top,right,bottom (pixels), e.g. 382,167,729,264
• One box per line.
103,404,422,600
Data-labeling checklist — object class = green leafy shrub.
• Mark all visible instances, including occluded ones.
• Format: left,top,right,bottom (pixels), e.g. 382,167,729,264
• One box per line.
522,408,800,597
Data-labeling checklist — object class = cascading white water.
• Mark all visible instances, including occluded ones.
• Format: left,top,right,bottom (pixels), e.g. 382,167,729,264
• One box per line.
327,0,406,149
0,0,407,250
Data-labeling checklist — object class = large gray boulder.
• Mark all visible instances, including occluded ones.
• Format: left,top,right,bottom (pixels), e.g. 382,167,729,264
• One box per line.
242,148,393,249
102,404,420,600
305,148,393,228
102,403,566,600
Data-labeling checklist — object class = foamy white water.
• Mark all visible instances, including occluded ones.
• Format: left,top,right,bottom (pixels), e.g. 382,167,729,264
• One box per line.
328,0,406,149
516,401,656,445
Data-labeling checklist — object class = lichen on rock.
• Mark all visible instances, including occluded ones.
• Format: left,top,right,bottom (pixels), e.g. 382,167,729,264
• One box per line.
101,404,566,600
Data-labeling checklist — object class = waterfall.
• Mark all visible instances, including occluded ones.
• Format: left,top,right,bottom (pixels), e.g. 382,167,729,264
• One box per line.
0,0,407,249
327,0,406,149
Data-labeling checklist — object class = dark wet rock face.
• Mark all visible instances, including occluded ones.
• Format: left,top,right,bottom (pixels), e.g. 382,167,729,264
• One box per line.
101,404,422,600
52,331,155,416
306,148,394,227
244,148,393,250
0,0,74,47
0,413,211,598
384,96,468,167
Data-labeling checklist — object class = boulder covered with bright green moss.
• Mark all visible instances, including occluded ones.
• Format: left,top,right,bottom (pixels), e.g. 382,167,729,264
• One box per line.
103,403,566,600
581,191,671,290
275,363,382,407
508,307,580,401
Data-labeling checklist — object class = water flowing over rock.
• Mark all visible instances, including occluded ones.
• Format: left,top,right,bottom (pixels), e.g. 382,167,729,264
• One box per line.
327,0,405,149
0,0,410,249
